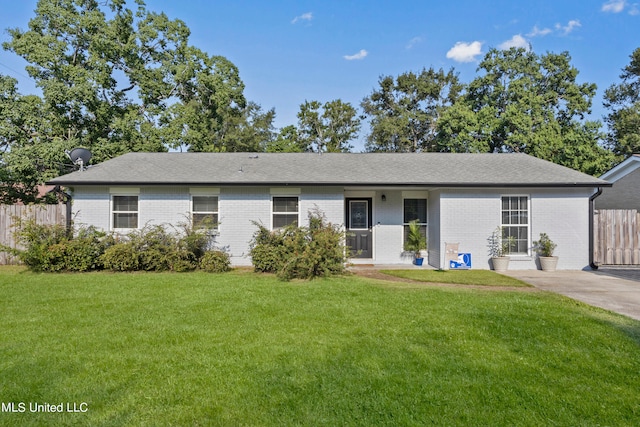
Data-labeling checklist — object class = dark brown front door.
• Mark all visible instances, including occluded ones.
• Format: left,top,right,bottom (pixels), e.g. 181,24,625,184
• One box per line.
346,198,372,258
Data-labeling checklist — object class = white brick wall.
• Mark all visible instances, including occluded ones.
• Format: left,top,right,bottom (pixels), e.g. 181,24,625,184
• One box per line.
70,185,594,270
140,186,191,228
529,189,591,270
71,185,346,267
71,186,110,230
438,188,593,270
217,187,270,265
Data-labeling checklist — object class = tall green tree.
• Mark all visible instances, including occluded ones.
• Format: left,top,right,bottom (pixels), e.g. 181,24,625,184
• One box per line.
184,102,276,152
361,67,462,152
266,125,306,153
437,48,614,175
604,47,640,160
1,0,252,200
0,74,59,203
296,99,361,152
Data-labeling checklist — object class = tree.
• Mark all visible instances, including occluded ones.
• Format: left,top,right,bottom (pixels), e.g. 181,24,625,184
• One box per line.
437,47,614,175
1,0,250,199
296,100,361,152
185,102,276,152
0,74,60,203
604,47,640,159
361,67,462,152
266,125,306,153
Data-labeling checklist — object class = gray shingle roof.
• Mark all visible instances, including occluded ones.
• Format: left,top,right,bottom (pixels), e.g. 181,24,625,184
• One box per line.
48,152,609,187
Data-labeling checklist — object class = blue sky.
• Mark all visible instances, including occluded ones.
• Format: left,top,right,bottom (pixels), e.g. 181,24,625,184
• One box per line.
1,0,639,151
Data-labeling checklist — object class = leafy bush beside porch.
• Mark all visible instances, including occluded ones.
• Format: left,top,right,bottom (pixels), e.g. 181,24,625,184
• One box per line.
249,210,348,280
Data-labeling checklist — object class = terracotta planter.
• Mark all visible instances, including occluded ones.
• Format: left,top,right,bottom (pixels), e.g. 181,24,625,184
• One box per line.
491,256,510,272
539,256,558,271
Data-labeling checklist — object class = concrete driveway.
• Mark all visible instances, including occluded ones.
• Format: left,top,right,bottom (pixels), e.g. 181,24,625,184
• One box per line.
503,268,640,321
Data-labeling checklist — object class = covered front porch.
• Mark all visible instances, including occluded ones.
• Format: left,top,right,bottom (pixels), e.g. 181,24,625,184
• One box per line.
343,188,436,267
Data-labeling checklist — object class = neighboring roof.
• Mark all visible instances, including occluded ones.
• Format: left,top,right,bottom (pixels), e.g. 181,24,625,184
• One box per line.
599,154,640,182
48,152,610,188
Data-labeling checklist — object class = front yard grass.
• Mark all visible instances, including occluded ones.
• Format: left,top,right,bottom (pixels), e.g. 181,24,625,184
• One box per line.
1,267,639,426
379,269,530,286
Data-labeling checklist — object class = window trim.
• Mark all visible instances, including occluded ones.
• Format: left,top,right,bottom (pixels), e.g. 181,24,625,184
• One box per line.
271,196,300,230
500,195,530,256
191,195,219,231
403,197,428,245
111,194,139,231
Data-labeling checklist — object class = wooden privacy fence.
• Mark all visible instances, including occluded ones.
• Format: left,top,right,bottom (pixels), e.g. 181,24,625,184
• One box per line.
594,209,640,265
0,204,67,265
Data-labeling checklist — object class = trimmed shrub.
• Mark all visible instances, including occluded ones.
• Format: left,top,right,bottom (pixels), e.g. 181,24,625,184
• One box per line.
64,227,110,271
199,250,231,273
100,223,228,273
249,210,348,280
249,222,289,274
101,240,141,272
101,225,194,272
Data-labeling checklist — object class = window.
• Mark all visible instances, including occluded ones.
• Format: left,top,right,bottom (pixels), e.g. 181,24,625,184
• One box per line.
403,198,427,242
273,196,299,228
192,196,218,229
112,195,138,229
501,196,529,255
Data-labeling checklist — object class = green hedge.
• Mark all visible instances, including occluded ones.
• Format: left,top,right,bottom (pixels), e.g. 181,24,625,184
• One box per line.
9,219,230,273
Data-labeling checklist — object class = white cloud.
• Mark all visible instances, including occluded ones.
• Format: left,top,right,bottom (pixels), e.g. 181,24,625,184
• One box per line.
555,19,581,34
527,25,553,37
629,3,639,14
601,0,626,12
406,36,423,49
446,41,483,63
499,34,529,50
343,49,368,60
291,12,313,24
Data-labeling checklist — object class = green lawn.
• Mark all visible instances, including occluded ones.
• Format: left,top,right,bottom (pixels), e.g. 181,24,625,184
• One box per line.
1,267,639,426
379,269,530,286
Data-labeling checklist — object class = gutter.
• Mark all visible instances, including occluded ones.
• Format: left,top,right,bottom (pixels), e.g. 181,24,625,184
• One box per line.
46,180,611,188
589,187,603,270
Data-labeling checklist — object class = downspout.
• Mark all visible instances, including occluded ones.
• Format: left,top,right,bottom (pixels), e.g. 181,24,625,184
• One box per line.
52,185,73,236
65,190,72,235
589,187,603,270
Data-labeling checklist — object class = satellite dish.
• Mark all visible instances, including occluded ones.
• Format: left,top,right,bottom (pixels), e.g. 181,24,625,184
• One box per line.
65,148,92,171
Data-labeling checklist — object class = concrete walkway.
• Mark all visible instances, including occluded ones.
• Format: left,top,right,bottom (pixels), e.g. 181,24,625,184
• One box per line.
502,268,640,321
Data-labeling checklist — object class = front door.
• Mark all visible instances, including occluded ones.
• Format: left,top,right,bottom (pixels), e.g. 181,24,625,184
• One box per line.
346,198,372,258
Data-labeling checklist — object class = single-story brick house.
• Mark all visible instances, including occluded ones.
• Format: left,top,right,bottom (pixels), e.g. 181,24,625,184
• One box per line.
48,152,609,270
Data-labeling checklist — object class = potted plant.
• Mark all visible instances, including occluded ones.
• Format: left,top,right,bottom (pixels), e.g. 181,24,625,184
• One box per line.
533,232,558,271
405,220,427,266
489,227,515,272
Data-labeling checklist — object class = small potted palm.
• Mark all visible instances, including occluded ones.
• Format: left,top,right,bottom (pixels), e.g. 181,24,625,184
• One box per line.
533,233,558,271
489,227,515,272
405,219,427,266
